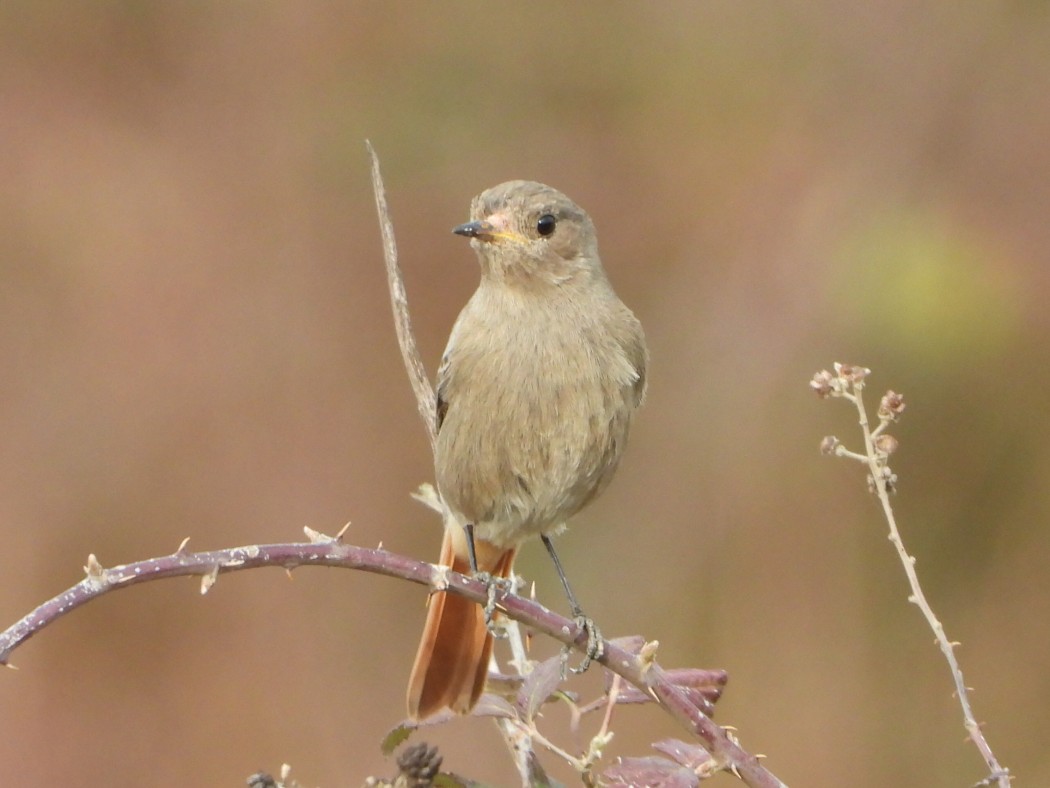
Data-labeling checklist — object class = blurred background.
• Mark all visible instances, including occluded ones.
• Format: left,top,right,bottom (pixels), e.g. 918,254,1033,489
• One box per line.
1,3,1047,785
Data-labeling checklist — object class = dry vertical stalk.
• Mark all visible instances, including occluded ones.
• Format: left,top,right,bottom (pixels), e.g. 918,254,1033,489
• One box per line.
365,140,438,453
813,362,1010,788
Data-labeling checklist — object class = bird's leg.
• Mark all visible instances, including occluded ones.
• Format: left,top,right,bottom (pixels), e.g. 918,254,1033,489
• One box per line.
542,534,604,674
465,523,509,638
464,522,481,575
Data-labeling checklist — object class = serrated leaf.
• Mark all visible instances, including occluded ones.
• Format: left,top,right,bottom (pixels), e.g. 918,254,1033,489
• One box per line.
611,684,652,705
379,722,413,756
652,738,712,770
469,693,517,719
380,708,461,755
382,696,515,756
605,667,727,714
601,756,699,787
517,655,565,721
665,668,728,690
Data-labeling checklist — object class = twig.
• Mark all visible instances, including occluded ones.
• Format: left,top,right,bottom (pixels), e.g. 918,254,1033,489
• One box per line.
366,140,437,452
0,535,783,787
813,363,1010,788
490,576,543,786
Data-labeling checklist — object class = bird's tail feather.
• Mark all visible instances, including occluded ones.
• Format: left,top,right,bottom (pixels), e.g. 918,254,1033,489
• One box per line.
406,529,515,719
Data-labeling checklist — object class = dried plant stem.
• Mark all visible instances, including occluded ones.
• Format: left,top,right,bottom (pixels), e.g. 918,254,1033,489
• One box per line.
366,140,437,452
491,578,545,786
850,381,1009,788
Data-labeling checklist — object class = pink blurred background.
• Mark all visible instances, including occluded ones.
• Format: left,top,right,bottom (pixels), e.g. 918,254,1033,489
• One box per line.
1,3,1047,785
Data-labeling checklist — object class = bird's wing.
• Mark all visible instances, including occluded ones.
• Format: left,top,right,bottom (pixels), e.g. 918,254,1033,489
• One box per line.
435,350,451,432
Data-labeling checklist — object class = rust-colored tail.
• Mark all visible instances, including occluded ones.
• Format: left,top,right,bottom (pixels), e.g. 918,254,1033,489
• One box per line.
407,528,516,719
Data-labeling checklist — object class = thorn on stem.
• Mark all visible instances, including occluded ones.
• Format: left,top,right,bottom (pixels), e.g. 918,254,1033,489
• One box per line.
638,640,659,675
84,554,105,582
200,565,219,595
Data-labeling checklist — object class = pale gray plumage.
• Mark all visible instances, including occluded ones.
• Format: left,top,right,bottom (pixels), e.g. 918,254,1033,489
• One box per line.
408,180,647,719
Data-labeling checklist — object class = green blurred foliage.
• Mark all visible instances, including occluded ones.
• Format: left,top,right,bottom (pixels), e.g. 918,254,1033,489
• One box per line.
835,207,1021,367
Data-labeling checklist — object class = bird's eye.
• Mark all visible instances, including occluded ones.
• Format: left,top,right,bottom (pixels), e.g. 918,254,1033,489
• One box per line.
536,214,557,237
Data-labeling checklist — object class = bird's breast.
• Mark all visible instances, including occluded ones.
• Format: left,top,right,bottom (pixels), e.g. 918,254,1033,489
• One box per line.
435,290,637,547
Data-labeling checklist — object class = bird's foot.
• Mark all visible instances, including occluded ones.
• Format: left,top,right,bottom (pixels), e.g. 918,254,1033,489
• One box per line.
563,614,604,675
475,572,512,638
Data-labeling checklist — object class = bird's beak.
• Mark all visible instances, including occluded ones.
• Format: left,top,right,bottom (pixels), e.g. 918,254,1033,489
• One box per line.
452,220,491,238
452,215,525,244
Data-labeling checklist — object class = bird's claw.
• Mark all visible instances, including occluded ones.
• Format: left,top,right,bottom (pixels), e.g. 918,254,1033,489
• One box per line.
476,572,511,638
562,614,604,675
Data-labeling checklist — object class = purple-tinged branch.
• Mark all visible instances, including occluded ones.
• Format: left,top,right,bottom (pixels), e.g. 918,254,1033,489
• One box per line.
0,535,784,788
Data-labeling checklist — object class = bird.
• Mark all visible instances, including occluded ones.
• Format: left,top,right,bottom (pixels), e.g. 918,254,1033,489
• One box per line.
406,180,648,719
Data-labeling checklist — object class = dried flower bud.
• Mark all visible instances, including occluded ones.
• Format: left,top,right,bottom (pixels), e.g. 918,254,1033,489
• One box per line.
879,390,906,421
397,742,443,787
819,435,841,455
883,469,898,494
810,370,837,397
834,363,870,384
867,467,897,494
874,434,899,455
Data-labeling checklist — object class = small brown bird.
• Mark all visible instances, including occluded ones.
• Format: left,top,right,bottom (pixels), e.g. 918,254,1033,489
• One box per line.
406,181,648,719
